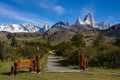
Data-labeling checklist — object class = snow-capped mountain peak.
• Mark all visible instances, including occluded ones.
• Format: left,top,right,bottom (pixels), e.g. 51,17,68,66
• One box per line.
0,23,42,33
83,13,95,27
40,23,51,32
74,13,112,29
75,16,85,25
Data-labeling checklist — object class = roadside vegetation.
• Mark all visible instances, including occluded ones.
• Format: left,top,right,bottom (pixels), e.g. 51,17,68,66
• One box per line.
0,37,51,61
54,32,120,69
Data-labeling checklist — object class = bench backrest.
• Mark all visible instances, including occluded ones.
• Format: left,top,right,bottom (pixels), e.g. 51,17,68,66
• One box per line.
17,59,33,69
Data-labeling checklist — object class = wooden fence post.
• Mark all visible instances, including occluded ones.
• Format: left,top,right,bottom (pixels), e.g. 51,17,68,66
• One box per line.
10,66,15,76
36,55,40,74
75,51,79,65
86,60,88,70
33,60,37,73
81,54,84,69
29,61,34,73
14,62,18,76
84,58,86,70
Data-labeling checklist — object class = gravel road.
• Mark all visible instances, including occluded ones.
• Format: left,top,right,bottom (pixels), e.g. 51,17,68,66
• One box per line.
46,53,82,72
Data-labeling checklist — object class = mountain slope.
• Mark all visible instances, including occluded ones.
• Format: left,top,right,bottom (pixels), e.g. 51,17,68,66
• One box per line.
103,24,120,37
48,21,95,33
0,32,8,41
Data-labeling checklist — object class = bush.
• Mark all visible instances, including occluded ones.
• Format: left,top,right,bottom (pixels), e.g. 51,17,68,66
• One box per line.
55,38,120,69
15,42,50,59
11,37,18,46
55,41,74,56
89,44,120,68
0,41,51,61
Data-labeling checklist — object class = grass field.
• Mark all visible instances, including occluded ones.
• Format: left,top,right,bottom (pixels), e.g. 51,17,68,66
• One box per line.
16,36,42,41
0,55,120,80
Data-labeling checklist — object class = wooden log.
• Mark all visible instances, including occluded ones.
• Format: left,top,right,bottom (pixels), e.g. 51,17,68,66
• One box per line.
10,66,15,76
36,55,40,74
14,62,18,76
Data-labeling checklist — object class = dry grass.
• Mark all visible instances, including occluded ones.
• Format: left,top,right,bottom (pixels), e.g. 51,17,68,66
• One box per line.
16,36,42,41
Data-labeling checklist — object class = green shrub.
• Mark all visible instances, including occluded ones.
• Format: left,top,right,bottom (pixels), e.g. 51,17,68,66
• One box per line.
11,37,18,46
71,34,85,47
0,41,50,61
55,41,73,56
89,44,120,68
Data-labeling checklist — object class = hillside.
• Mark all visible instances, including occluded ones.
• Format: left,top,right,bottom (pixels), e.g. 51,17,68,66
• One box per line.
103,24,120,37
0,32,8,41
2,23,119,45
49,22,95,33
3,28,98,45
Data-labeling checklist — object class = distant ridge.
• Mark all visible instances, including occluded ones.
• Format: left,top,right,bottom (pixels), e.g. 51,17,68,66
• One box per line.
0,13,112,33
103,24,120,37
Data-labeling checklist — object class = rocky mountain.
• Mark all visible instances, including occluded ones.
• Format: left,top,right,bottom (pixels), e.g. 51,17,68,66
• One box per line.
65,21,70,26
0,23,40,33
48,21,95,33
103,24,120,37
51,21,66,28
75,17,84,25
40,23,51,33
0,23,51,33
83,13,95,27
75,13,112,29
95,22,112,29
0,13,113,33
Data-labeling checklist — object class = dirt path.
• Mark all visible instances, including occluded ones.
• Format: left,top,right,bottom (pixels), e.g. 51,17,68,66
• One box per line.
46,53,82,72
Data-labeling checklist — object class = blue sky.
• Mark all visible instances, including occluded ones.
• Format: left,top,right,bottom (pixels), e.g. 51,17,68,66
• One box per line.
0,0,120,27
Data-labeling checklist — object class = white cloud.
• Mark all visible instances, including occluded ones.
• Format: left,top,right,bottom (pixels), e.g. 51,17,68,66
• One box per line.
0,3,54,27
80,3,95,19
106,16,114,23
39,2,66,14
39,2,49,9
53,5,65,14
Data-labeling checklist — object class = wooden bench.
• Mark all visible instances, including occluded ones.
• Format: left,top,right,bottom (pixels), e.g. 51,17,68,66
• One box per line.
11,55,40,76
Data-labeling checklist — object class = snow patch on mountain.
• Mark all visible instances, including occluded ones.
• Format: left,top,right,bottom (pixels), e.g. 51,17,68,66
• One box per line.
0,23,51,33
75,13,112,29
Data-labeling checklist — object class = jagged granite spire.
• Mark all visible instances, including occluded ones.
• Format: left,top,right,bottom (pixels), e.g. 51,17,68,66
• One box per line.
75,16,84,25
40,22,51,32
84,13,95,27
65,21,70,26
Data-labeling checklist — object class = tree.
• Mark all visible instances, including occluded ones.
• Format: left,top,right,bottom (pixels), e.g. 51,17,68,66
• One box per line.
11,37,18,47
71,34,85,47
92,31,105,47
